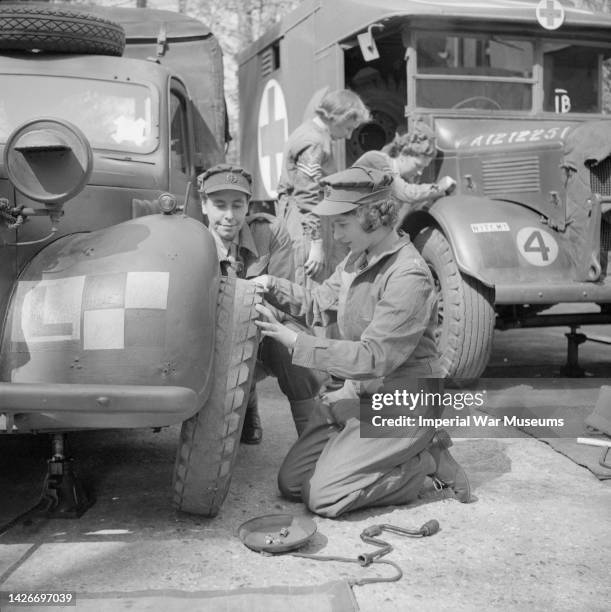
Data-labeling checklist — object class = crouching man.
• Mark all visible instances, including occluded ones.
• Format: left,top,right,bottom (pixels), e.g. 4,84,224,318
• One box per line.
198,164,325,444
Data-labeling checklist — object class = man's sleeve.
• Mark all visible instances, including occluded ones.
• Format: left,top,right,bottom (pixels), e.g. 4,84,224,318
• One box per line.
267,219,295,280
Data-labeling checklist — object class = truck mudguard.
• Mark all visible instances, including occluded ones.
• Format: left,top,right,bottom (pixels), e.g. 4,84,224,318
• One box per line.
407,195,595,302
0,214,219,429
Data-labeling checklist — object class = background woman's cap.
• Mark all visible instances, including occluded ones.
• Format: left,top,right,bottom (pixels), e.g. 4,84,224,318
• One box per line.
314,166,393,216
198,164,252,196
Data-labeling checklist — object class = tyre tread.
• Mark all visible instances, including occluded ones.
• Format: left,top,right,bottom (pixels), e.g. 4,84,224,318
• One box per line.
0,5,125,56
172,277,261,517
414,227,495,378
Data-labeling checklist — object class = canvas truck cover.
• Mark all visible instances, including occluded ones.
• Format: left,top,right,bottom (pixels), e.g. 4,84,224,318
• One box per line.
111,7,227,166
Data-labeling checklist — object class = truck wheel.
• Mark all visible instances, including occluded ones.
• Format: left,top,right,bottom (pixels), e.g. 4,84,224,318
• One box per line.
173,277,261,517
0,5,125,56
413,226,495,379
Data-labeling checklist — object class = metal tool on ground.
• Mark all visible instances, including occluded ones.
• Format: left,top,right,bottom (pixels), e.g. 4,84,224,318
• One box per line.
357,520,439,566
238,514,440,586
238,514,317,554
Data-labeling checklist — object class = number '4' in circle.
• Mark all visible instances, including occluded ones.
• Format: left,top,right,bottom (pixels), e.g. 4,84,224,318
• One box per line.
523,230,550,261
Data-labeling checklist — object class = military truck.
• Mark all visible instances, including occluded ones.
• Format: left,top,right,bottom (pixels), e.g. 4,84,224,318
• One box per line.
238,0,611,378
0,3,259,518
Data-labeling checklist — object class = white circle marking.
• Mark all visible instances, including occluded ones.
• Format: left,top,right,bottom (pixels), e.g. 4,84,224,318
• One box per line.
257,79,288,199
516,226,559,266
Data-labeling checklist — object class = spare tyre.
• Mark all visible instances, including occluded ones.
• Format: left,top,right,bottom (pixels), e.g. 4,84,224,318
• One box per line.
0,3,125,56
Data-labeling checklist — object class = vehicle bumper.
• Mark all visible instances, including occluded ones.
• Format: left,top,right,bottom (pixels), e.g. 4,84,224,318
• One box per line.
0,382,198,432
495,281,611,304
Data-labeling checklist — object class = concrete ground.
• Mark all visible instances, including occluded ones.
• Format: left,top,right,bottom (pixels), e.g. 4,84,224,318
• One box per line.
1,322,610,611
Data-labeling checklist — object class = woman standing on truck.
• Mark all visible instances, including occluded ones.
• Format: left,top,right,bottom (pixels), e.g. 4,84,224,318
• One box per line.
354,123,456,224
276,89,370,288
253,166,472,518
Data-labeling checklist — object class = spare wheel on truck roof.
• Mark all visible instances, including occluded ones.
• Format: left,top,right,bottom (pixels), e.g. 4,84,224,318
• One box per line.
0,3,125,56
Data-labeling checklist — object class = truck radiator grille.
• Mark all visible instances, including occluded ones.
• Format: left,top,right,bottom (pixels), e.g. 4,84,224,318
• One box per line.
589,157,611,197
589,157,611,255
482,156,540,196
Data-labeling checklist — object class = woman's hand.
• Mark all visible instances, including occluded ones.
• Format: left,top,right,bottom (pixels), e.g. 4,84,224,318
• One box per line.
437,175,457,195
255,303,298,349
304,239,325,278
251,275,271,292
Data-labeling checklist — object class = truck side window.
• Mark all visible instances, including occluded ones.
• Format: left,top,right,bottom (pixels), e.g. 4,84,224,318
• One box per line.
170,91,188,175
542,43,611,114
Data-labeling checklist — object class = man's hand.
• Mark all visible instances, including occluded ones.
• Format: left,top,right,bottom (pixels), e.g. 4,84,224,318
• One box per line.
255,303,298,349
304,238,325,278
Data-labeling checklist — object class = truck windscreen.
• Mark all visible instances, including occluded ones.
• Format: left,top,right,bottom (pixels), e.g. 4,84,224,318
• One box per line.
0,75,157,153
416,33,534,111
415,33,611,114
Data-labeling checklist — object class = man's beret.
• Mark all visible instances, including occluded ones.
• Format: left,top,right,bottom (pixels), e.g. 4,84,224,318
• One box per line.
198,164,252,196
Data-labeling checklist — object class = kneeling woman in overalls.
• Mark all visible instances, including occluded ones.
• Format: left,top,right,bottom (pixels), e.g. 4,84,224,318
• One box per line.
254,166,472,518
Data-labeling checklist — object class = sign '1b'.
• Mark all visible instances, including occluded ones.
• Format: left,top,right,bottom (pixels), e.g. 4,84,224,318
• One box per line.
554,88,571,113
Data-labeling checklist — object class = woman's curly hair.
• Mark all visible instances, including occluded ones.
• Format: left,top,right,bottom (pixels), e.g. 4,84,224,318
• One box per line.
382,122,437,159
350,198,398,232
315,89,370,125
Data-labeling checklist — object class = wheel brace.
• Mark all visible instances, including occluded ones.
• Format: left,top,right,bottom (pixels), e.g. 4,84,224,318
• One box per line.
292,519,440,585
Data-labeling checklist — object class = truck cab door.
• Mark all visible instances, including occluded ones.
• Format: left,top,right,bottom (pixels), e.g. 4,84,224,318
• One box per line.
169,79,201,219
